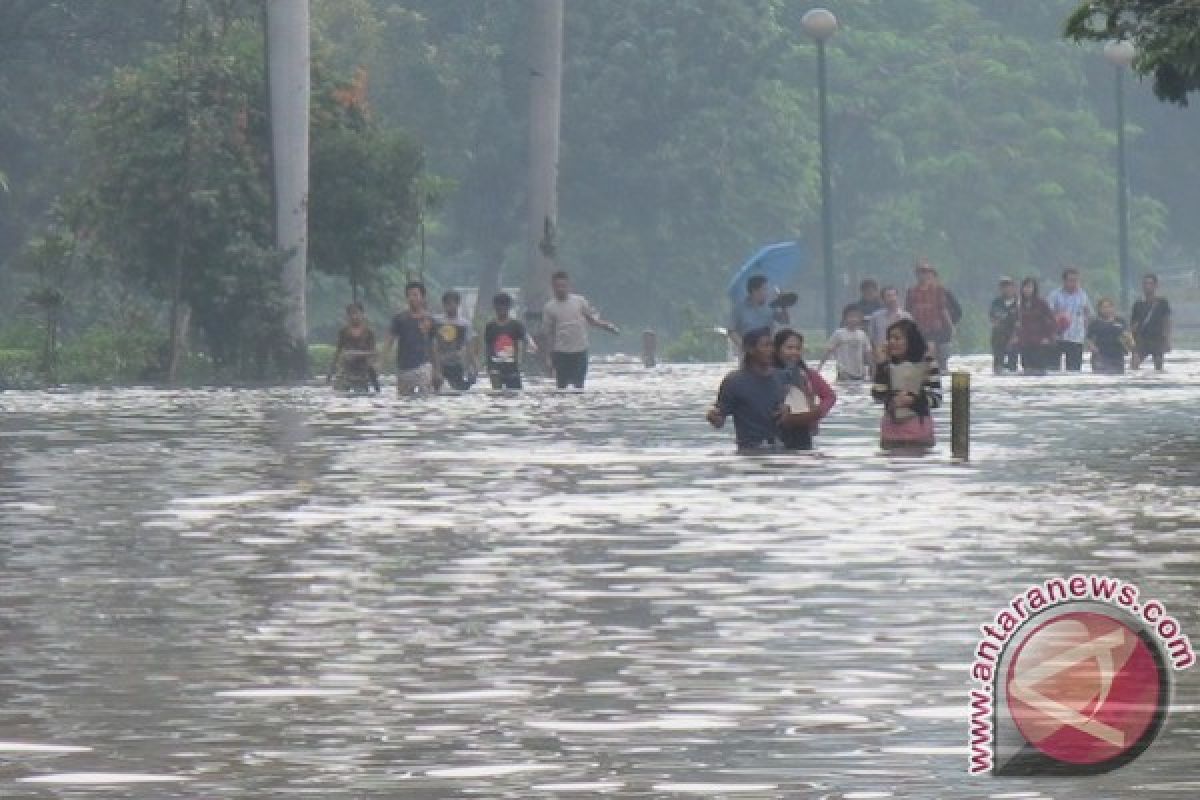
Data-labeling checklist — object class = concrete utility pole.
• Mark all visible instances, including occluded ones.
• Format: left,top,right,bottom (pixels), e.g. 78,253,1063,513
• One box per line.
524,0,564,319
266,0,311,376
1104,39,1136,311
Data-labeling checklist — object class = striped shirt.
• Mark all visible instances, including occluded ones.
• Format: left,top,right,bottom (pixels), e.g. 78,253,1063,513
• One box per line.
871,356,942,418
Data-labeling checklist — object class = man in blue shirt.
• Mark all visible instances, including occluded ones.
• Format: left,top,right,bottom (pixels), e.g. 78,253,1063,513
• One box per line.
707,328,788,452
728,275,789,353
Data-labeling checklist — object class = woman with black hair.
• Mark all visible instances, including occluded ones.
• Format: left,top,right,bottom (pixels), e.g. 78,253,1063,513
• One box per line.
871,318,941,450
772,329,836,450
1012,276,1056,376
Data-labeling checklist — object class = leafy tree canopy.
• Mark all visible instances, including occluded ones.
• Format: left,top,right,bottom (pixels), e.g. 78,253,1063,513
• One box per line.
1065,0,1200,106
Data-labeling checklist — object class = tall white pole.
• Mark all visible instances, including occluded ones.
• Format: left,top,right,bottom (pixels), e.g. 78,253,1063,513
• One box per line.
524,0,564,319
1103,40,1136,312
266,0,311,375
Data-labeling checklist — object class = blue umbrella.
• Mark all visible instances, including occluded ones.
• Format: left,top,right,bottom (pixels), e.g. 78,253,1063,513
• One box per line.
726,241,806,307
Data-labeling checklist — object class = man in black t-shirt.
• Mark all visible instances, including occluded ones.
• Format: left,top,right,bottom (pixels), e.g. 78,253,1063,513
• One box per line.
988,277,1019,374
484,293,538,389
1131,273,1172,371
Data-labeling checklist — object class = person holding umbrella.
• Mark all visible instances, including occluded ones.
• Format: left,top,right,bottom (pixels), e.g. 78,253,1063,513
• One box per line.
728,275,791,353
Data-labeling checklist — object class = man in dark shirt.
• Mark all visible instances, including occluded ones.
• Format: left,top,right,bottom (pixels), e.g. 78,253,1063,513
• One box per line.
1131,273,1172,371
484,292,537,389
988,277,1019,374
383,280,438,394
706,328,787,452
850,278,883,318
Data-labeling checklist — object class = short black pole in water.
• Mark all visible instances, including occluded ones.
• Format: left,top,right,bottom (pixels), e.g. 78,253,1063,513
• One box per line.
951,371,970,461
642,330,657,368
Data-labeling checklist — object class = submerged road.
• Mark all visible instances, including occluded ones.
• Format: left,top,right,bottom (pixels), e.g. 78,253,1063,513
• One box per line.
1,354,1198,798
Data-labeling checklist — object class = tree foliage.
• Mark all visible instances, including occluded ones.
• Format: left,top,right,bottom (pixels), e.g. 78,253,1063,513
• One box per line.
1,0,1193,377
76,11,425,379
1065,0,1200,105
81,18,286,376
308,64,425,303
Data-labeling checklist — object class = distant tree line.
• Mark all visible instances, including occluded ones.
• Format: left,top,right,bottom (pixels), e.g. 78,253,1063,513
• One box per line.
2,0,1199,383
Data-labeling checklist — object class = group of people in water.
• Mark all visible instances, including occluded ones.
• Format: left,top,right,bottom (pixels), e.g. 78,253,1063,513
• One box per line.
326,270,618,395
987,269,1172,376
326,257,1174,454
716,260,1175,453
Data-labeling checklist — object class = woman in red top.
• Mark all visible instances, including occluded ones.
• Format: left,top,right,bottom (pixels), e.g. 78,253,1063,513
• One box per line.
773,329,836,451
1012,277,1056,376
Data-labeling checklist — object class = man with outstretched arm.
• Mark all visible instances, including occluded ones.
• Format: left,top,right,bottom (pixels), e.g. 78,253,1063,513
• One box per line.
542,270,619,389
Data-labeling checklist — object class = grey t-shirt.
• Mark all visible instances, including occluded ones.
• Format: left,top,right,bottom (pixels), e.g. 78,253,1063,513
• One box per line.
544,294,595,353
867,308,913,350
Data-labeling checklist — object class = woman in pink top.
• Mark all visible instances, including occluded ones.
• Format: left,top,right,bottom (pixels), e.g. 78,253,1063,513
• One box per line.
773,329,836,450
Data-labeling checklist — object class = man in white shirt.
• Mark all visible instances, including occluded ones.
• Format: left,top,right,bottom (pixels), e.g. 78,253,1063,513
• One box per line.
1045,267,1094,372
542,270,620,389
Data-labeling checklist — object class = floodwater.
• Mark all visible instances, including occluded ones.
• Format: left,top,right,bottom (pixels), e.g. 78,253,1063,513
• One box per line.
1,354,1198,799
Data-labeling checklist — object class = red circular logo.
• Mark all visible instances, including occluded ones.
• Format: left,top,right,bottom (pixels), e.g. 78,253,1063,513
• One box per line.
1005,611,1162,765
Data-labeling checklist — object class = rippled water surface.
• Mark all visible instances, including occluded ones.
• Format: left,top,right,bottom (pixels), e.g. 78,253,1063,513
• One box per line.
2,355,1199,798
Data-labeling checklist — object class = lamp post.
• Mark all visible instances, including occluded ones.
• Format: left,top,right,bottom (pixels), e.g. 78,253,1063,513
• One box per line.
1104,39,1135,311
802,8,839,334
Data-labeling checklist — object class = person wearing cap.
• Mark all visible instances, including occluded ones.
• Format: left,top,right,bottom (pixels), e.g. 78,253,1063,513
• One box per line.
905,260,959,372
729,274,790,353
989,277,1020,374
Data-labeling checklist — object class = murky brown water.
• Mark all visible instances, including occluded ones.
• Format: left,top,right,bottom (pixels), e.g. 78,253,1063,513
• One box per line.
1,354,1198,798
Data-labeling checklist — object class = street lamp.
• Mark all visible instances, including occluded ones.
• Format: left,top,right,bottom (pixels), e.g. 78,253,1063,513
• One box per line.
802,8,839,335
1104,39,1136,311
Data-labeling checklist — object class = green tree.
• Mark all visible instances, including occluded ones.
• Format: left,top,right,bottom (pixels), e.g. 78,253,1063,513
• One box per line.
79,12,426,379
308,121,425,302
1065,0,1200,105
0,1,178,300
315,0,529,313
275,0,1176,343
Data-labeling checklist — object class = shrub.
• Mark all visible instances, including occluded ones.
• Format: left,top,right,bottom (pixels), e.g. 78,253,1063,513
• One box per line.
0,349,39,389
308,344,336,377
56,320,167,384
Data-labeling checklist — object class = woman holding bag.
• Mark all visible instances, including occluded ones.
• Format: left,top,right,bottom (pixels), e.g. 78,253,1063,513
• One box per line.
872,319,941,450
773,329,836,451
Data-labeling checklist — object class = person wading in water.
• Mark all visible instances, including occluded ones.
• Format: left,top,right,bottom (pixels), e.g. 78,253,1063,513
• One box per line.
542,271,620,390
707,328,789,453
327,302,379,392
